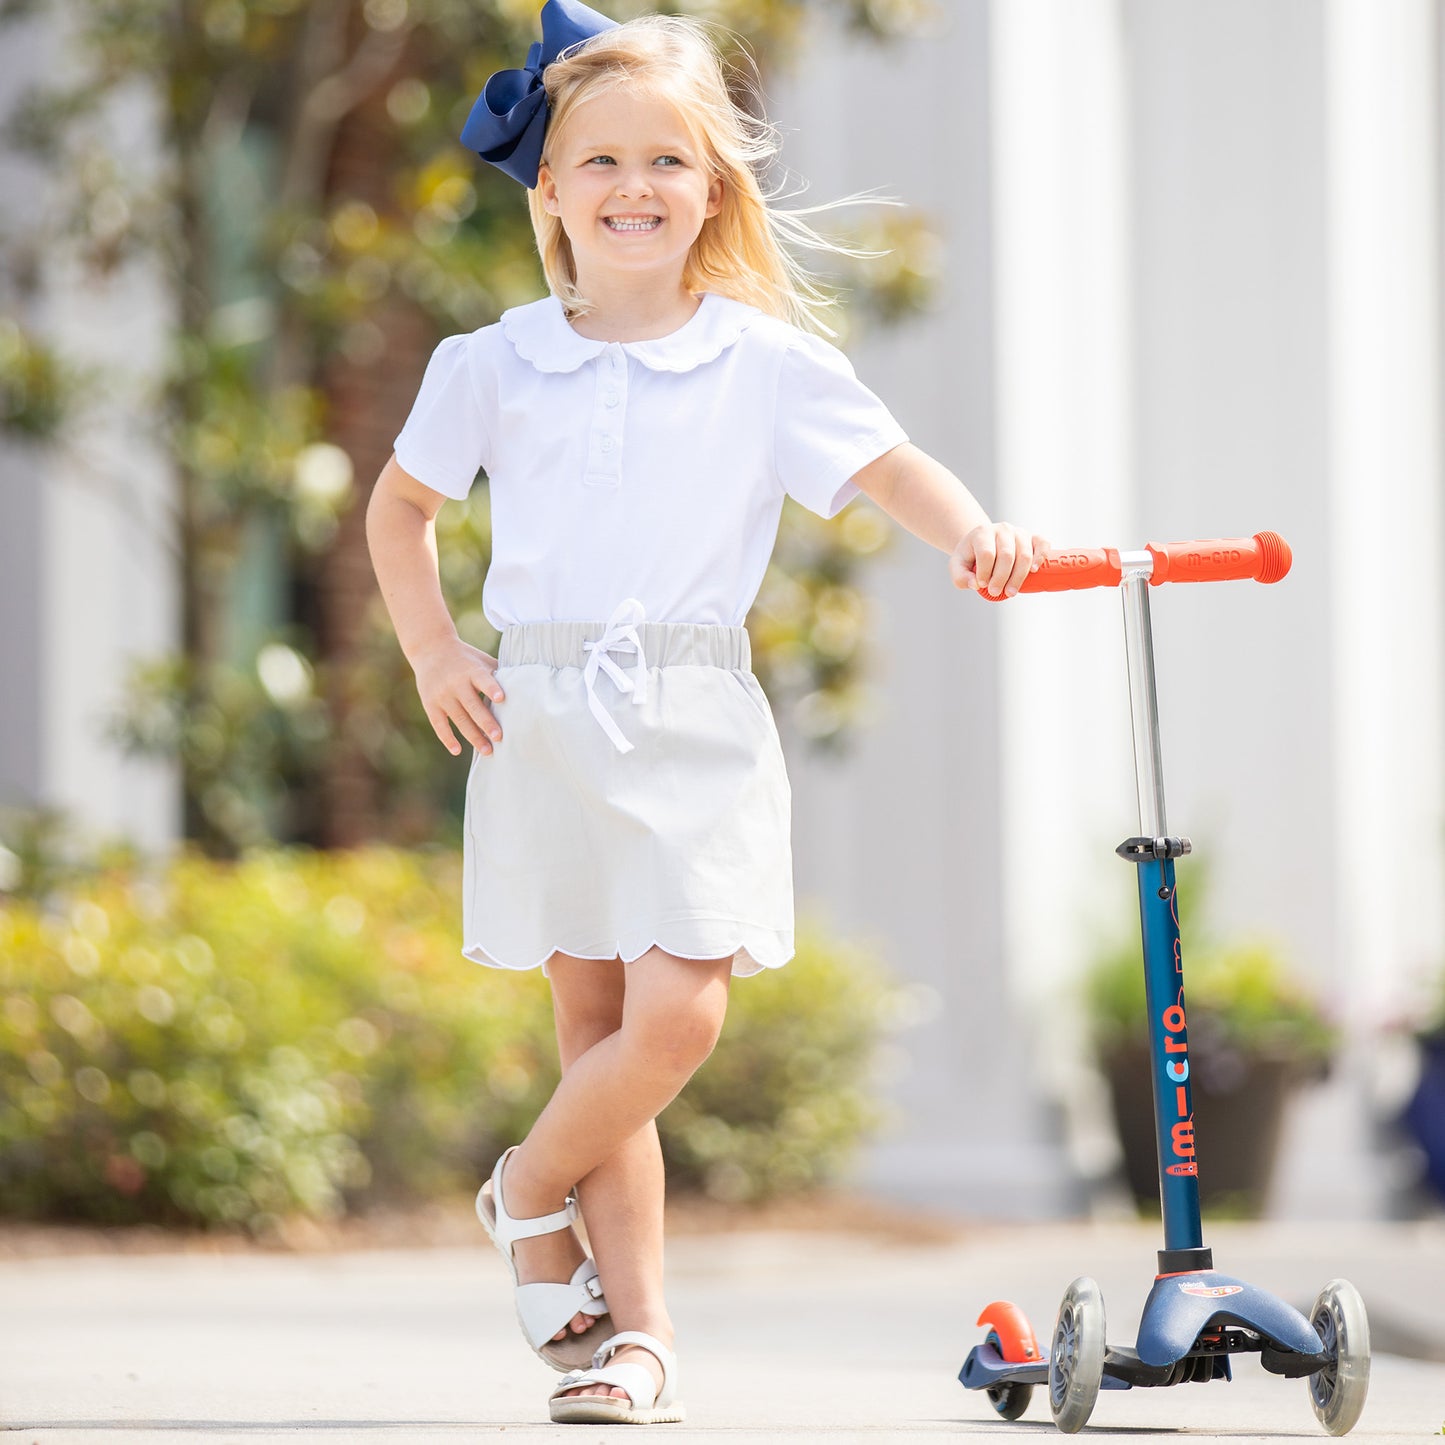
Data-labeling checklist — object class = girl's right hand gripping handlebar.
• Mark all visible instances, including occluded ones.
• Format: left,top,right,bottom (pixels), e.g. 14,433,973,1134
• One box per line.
1001,531,1291,594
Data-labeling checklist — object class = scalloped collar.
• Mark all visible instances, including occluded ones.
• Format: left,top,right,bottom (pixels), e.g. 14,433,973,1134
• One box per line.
499,291,761,374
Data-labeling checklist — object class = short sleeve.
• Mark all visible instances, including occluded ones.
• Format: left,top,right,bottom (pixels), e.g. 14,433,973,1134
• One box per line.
772,331,908,518
392,334,492,501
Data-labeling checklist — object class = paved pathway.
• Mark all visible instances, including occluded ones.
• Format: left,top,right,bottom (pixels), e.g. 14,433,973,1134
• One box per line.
2,1219,1442,1442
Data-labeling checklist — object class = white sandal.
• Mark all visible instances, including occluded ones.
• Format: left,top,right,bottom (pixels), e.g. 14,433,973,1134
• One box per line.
548,1330,685,1425
475,1145,611,1371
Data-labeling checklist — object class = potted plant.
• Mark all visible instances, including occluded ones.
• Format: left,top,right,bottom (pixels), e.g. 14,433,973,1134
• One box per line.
1084,875,1336,1218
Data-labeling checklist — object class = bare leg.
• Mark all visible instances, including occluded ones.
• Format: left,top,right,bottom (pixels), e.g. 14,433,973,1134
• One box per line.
506,945,733,1401
500,952,626,1343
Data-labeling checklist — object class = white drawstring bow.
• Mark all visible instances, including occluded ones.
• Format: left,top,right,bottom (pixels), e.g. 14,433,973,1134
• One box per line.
580,598,649,753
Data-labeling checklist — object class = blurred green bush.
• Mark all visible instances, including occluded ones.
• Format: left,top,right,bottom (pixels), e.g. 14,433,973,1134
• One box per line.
0,847,898,1234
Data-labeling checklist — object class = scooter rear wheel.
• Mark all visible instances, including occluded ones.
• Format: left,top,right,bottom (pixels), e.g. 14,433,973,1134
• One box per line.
983,1331,1033,1420
1307,1278,1370,1435
1049,1277,1106,1433
988,1383,1033,1421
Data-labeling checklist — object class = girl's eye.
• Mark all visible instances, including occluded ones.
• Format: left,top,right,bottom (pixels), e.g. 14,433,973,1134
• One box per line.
655,155,682,167
587,155,615,165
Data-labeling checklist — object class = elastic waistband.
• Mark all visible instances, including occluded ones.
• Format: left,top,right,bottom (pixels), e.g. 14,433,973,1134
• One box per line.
500,619,751,671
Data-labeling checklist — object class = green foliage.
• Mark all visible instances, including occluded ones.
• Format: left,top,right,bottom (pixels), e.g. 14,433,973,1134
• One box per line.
1083,866,1336,1075
745,497,895,747
111,651,334,850
0,806,142,903
0,318,88,439
0,847,899,1232
829,210,945,331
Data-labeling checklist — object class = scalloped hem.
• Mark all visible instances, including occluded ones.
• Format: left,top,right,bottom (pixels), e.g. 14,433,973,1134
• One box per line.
461,924,793,979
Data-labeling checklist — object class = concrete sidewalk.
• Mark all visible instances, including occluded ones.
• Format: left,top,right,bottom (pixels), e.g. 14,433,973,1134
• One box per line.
2,1218,1442,1442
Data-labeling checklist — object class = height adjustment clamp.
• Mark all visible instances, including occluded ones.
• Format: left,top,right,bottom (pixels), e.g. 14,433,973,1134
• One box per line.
1115,835,1193,863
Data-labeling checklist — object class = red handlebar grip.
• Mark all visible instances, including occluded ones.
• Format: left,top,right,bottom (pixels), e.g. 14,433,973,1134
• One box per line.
977,532,1292,598
1015,548,1122,593
1146,531,1292,585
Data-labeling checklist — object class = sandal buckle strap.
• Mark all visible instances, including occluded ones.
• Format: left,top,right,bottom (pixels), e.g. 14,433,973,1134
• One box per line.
592,1329,675,1370
501,1204,575,1242
489,1147,582,1243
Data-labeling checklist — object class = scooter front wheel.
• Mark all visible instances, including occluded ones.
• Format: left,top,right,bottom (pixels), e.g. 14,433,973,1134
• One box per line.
1049,1277,1106,1433
1308,1278,1370,1435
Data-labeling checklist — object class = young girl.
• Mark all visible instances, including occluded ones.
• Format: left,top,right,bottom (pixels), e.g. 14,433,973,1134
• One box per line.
368,1,1045,1426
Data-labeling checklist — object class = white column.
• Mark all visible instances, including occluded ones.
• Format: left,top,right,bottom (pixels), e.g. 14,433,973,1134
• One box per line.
773,2,1077,1213
1324,0,1445,1029
25,9,183,852
990,0,1136,1176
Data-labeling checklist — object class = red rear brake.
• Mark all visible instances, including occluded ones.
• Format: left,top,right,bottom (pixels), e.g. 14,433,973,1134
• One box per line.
976,1300,1041,1362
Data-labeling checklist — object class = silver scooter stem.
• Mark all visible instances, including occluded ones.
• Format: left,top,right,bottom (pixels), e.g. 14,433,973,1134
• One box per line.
1119,551,1168,837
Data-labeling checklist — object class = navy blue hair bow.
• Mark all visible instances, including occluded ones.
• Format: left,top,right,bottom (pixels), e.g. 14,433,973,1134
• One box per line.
461,0,619,189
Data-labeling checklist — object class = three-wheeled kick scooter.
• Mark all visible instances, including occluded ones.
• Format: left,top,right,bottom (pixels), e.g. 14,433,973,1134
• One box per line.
957,533,1370,1435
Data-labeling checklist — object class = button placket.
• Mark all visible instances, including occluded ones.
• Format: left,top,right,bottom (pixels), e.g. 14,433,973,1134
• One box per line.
583,344,628,488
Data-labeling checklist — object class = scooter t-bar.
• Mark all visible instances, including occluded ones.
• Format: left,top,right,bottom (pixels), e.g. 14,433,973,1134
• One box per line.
1003,531,1292,594
986,531,1292,1255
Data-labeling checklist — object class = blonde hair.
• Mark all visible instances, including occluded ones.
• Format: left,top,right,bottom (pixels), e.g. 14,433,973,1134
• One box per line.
526,15,869,332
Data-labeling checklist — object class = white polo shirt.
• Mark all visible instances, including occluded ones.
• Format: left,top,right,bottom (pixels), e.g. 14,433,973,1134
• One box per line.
391,291,908,631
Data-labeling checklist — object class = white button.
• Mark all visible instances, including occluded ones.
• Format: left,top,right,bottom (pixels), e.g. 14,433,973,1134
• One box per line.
601,437,615,452
605,392,619,407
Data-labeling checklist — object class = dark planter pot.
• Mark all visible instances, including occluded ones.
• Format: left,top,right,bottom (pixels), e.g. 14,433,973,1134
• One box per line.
1102,1035,1300,1218
1402,1033,1445,1198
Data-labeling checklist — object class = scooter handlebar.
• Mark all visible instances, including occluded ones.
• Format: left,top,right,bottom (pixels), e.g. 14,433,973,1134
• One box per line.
983,531,1291,596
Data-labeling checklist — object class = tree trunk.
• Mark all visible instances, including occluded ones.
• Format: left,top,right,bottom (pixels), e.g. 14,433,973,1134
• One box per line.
315,17,433,847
